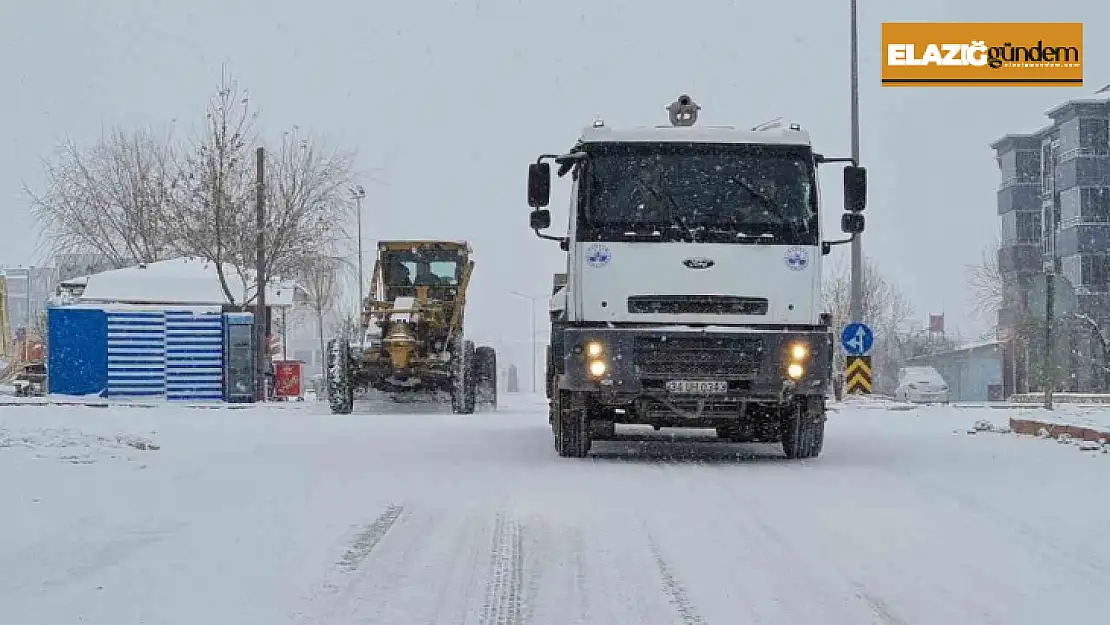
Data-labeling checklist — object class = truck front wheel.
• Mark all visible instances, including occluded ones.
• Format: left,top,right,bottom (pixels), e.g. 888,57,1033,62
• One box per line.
326,338,354,415
781,395,825,459
554,391,591,458
451,339,478,414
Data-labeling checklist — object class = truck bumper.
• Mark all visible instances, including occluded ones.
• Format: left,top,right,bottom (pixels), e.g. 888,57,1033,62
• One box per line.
558,326,832,404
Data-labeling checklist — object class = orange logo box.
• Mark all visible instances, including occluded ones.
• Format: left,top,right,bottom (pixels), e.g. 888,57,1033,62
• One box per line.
881,22,1083,87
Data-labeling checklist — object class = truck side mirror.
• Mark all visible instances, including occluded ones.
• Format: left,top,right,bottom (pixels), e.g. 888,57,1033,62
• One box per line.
843,165,866,212
530,209,551,230
841,212,865,234
528,162,551,208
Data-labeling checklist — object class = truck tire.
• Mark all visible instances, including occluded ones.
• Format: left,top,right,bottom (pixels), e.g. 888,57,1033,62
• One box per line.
452,339,478,414
781,395,825,459
326,338,353,415
545,345,553,399
474,345,497,410
554,391,591,458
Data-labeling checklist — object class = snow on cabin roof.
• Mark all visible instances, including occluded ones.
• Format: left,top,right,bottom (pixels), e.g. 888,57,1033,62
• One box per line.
78,257,301,307
577,124,813,146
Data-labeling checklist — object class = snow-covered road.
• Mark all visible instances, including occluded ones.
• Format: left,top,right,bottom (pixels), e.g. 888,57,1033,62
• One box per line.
3,395,1109,625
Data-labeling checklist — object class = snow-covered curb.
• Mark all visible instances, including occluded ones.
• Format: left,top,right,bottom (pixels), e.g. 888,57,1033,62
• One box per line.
1010,392,1110,405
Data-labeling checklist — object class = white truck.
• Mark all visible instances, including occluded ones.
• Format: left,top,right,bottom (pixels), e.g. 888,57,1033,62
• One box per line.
528,95,867,459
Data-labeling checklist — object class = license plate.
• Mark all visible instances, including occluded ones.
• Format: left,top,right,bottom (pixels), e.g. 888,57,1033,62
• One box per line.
665,380,728,394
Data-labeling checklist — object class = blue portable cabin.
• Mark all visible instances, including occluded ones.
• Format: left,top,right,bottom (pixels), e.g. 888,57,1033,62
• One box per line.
46,257,302,402
47,303,228,401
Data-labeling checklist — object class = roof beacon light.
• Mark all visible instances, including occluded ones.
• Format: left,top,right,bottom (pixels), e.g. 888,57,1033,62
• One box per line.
667,94,700,127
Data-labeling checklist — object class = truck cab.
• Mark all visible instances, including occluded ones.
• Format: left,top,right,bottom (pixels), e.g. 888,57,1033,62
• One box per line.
528,95,867,459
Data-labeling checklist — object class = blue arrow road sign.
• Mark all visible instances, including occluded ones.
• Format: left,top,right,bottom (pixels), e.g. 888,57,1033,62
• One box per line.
841,322,874,356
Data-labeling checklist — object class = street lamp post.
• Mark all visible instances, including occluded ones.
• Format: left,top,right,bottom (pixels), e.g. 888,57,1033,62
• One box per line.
350,186,367,317
509,291,539,393
848,0,864,326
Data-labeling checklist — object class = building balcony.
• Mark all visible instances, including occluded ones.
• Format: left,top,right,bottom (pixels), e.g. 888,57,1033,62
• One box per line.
1054,155,1110,190
997,184,1043,214
1056,224,1110,256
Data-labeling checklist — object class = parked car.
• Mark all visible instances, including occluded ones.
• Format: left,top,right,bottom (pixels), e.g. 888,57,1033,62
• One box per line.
894,366,949,404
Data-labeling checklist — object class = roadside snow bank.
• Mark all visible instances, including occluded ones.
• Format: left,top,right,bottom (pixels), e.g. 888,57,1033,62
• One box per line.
0,421,160,464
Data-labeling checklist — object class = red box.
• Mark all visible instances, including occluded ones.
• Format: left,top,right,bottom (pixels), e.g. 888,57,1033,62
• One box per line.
273,360,304,399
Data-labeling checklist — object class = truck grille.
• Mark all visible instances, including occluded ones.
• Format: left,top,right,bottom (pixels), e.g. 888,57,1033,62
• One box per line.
627,295,768,315
633,335,762,378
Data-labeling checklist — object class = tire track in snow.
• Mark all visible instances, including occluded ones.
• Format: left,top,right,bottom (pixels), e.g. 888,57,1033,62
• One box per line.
647,533,708,625
479,512,527,625
857,587,910,625
337,503,404,572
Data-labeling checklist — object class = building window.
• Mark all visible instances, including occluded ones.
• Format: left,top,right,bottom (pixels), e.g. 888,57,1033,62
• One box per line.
1015,150,1040,183
1062,255,1082,289
1079,118,1110,155
1042,203,1056,257
1041,142,1056,193
1003,210,1042,244
1081,187,1110,223
1082,255,1110,290
1017,211,1041,242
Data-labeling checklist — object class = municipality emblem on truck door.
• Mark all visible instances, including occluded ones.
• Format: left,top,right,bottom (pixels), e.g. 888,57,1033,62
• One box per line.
585,243,612,268
785,247,809,271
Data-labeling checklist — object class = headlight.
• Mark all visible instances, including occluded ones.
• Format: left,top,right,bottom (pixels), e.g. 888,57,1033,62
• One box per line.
789,342,808,361
586,341,603,357
588,359,607,376
787,363,804,379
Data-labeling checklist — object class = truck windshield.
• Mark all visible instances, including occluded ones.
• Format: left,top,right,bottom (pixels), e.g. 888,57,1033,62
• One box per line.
578,142,818,244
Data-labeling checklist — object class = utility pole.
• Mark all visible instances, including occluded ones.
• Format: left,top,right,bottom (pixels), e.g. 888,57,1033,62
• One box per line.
848,0,864,325
350,186,367,316
26,266,33,362
509,291,539,393
255,147,267,402
1043,269,1055,410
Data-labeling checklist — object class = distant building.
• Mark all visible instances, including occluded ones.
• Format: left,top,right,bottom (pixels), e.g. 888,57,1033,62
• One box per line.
0,266,56,333
991,94,1110,395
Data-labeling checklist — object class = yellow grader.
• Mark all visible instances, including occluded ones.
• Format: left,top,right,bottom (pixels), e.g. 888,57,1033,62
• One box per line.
326,240,497,413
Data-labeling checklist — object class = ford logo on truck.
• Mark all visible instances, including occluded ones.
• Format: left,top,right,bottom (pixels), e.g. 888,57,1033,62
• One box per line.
682,257,715,269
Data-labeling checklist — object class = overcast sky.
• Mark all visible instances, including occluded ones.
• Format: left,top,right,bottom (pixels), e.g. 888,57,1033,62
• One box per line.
2,0,1106,364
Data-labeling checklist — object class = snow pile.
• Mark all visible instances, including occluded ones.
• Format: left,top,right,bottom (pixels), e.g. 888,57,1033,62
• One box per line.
1049,431,1109,453
0,423,159,464
969,418,1012,434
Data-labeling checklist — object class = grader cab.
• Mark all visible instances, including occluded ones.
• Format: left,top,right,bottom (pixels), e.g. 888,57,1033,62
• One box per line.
326,240,497,414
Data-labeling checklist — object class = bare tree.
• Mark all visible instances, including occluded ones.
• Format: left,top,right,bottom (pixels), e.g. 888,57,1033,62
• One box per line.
27,127,178,266
170,72,355,307
295,255,346,380
170,70,259,306
823,254,915,392
261,127,355,286
822,254,911,334
964,235,1021,332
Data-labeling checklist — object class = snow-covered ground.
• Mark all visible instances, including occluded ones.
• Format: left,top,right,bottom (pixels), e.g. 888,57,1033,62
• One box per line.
3,395,1109,625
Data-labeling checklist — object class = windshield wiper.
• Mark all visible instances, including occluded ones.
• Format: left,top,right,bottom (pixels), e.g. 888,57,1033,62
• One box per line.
731,177,778,213
631,174,698,242
733,177,814,238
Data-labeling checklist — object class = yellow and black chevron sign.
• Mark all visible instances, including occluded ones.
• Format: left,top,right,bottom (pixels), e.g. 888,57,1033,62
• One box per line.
846,355,872,394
